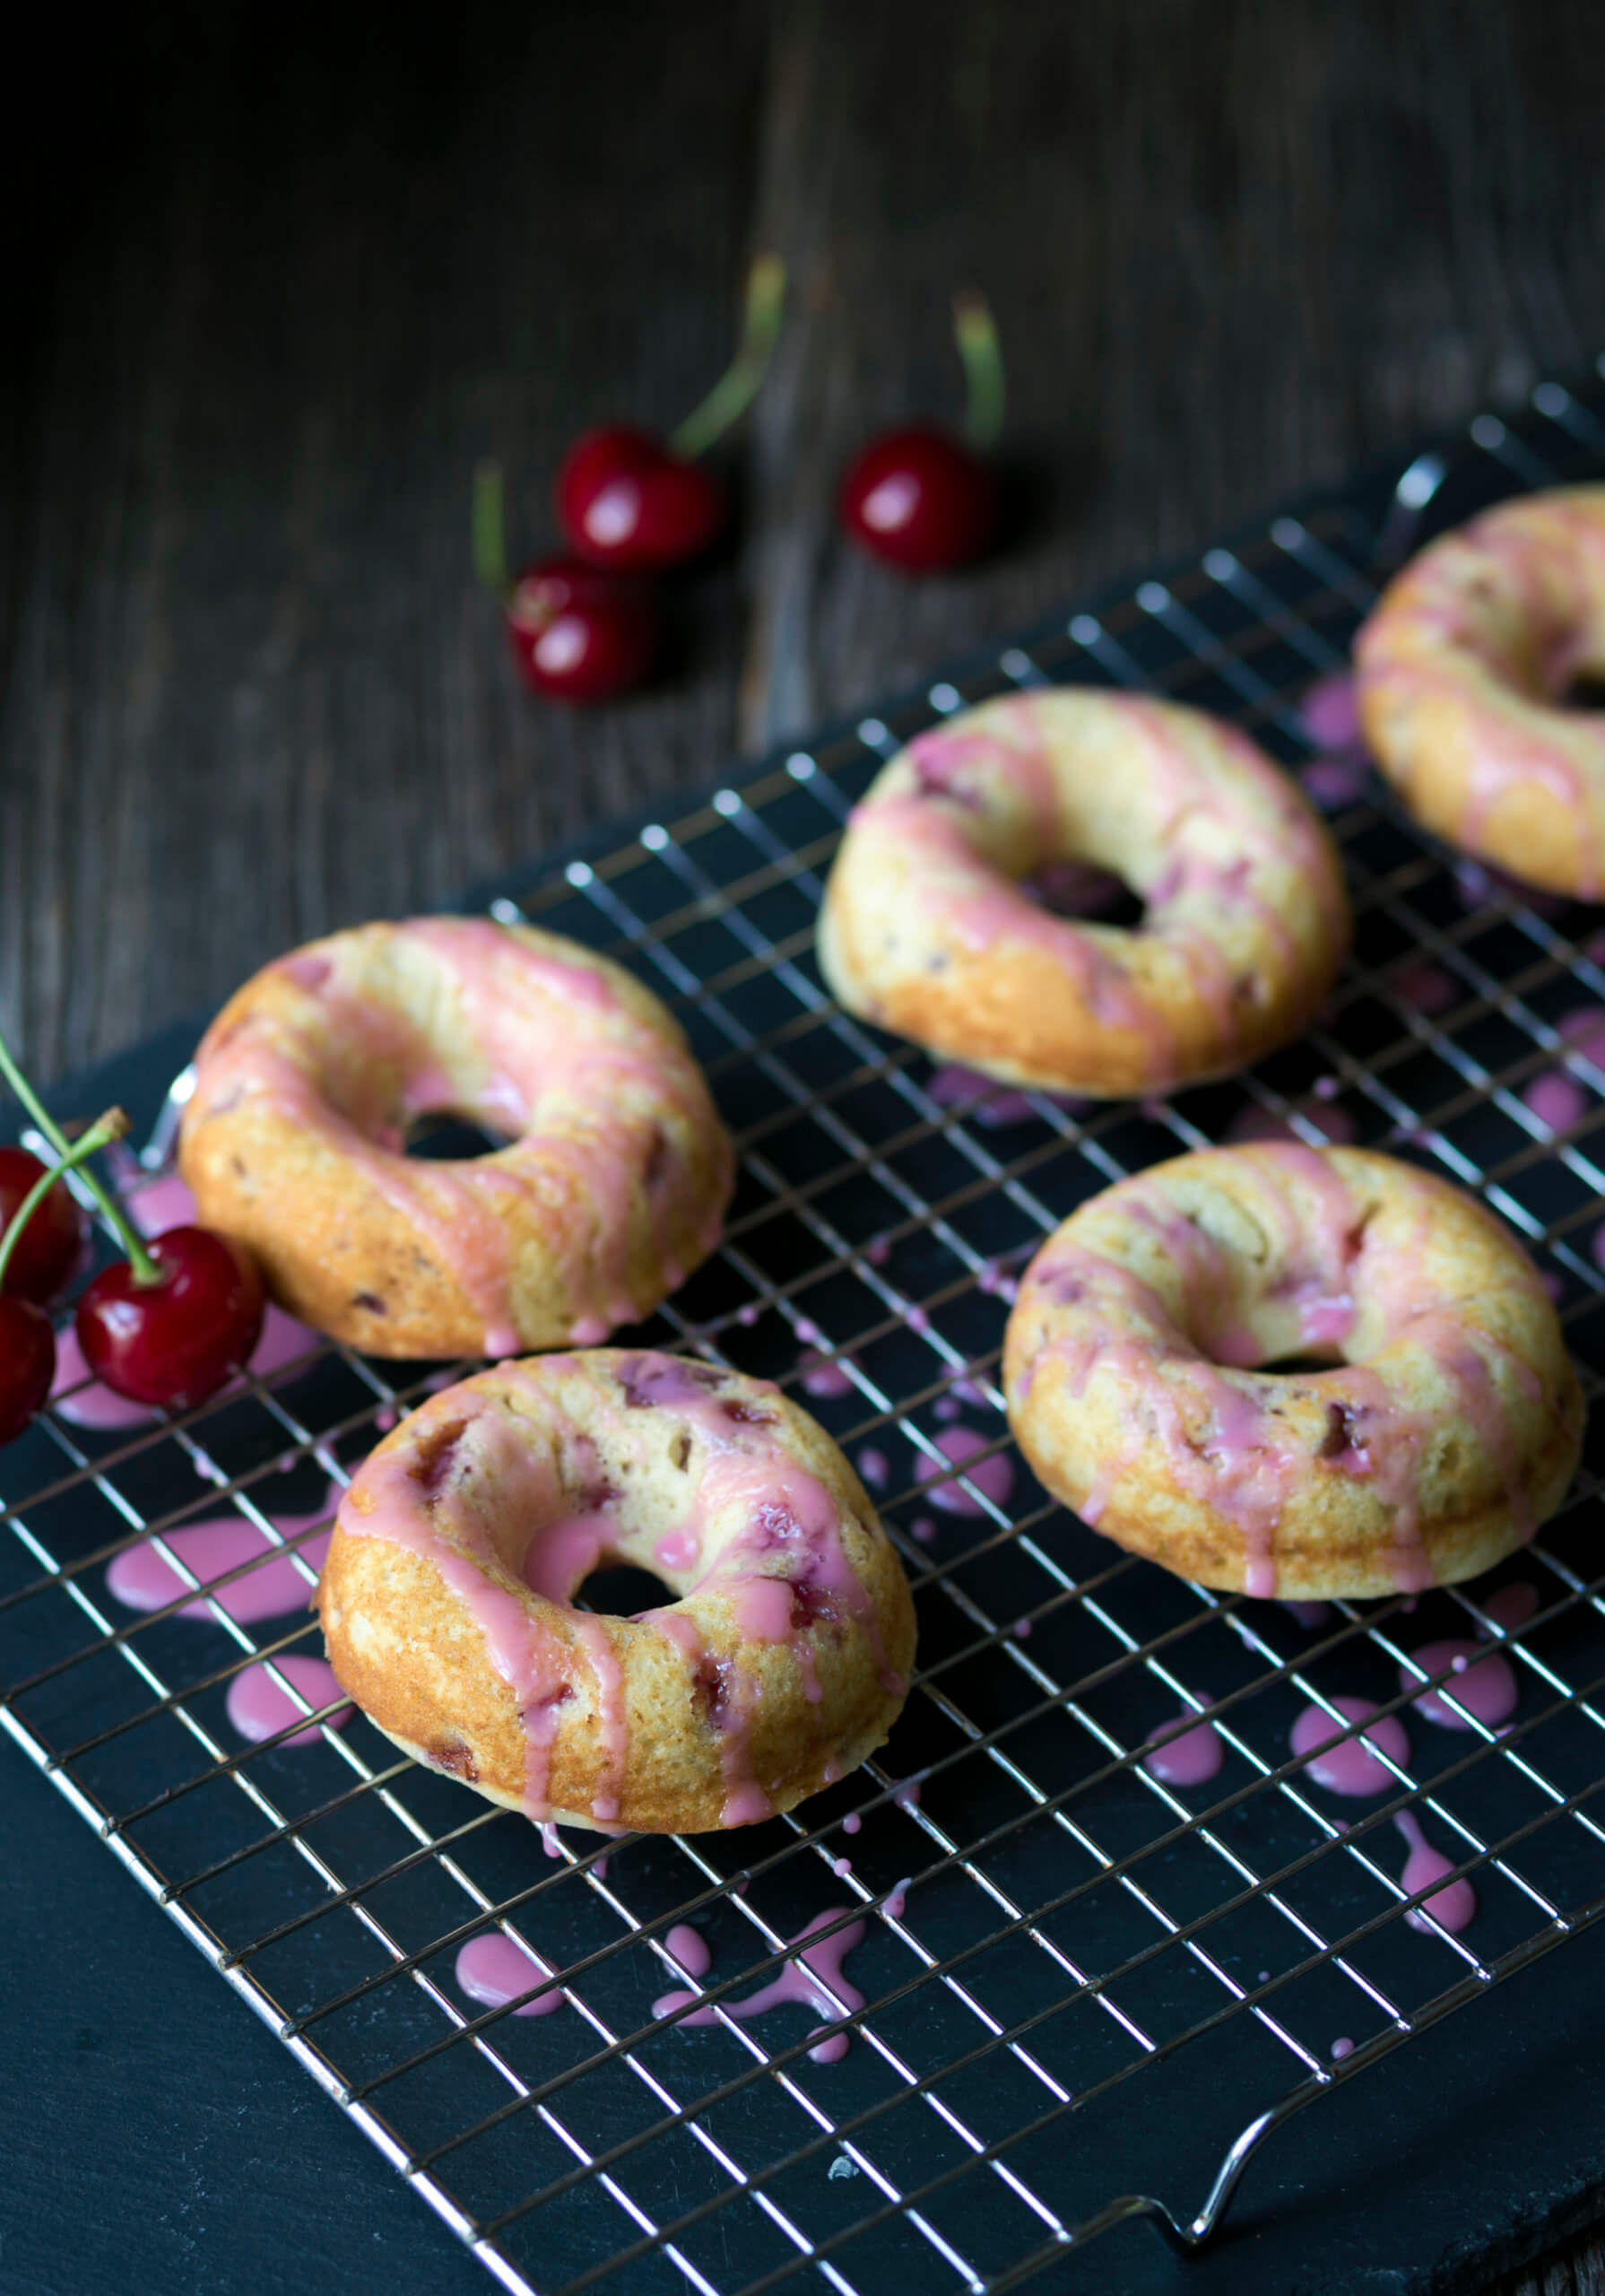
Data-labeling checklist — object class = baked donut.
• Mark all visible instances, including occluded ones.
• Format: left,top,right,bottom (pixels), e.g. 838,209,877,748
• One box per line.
1003,1145,1582,1599
178,918,733,1358
317,1351,916,1832
1355,485,1605,897
817,691,1348,1098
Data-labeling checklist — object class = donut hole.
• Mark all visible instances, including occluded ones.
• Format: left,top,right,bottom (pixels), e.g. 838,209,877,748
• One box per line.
1558,670,1605,712
403,1109,516,1161
577,1561,676,1618
1023,858,1144,929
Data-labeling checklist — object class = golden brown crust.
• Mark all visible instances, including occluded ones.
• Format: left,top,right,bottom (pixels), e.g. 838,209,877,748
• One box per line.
178,918,733,1357
817,691,1348,1097
1003,1147,1583,1598
317,1352,917,1832
1354,486,1605,898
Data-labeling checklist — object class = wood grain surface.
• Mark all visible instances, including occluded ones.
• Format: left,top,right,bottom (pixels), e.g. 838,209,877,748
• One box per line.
4,2,1605,2290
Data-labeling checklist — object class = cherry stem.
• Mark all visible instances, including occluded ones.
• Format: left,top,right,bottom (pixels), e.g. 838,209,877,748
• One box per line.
0,1030,160,1285
953,290,1005,454
0,1107,130,1292
668,253,787,463
473,459,510,602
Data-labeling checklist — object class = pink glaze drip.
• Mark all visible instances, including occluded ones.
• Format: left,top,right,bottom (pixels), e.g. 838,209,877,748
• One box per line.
1523,1071,1586,1133
1226,1102,1358,1148
1142,1701,1225,1787
1479,1580,1540,1634
1396,1812,1477,1935
800,1353,855,1399
924,1425,1014,1516
1331,2035,1356,2061
1301,673,1360,752
107,1484,340,1623
1282,1601,1335,1628
653,1909,866,2063
1401,1639,1518,1731
1395,962,1459,1017
856,1447,889,1489
664,1923,711,1979
843,1811,863,1836
1301,756,1371,810
910,1518,936,1544
455,1933,565,2016
927,1064,1089,1127
227,1655,351,1746
883,1877,911,1921
1290,1696,1410,1796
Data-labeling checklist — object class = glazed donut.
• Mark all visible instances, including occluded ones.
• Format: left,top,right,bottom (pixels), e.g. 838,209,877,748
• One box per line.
317,1351,916,1831
1003,1145,1582,1599
817,691,1348,1098
1355,485,1605,897
178,918,733,1359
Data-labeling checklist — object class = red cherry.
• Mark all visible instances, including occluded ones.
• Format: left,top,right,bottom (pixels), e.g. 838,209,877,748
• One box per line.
75,1226,265,1409
837,425,999,573
504,557,661,702
556,426,725,573
0,1294,55,1443
0,1145,88,1305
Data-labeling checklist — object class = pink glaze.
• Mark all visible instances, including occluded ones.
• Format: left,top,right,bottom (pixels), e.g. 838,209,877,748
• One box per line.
1395,962,1459,1017
893,1775,924,1811
107,1484,340,1623
1290,1697,1410,1796
1523,1071,1586,1133
665,1923,712,1979
1396,1812,1477,1935
866,1235,891,1266
1479,1580,1540,1634
1301,756,1371,810
927,1065,1088,1127
653,1909,867,2063
455,1932,565,2016
910,1518,936,1544
1331,2035,1356,2062
1142,1701,1224,1787
1401,1639,1518,1731
800,1353,855,1399
923,1425,1014,1516
883,1877,911,1921
186,918,731,1357
1301,673,1360,752
855,1447,889,1489
843,1811,863,1836
1225,1101,1358,1148
1282,1601,1335,1628
227,1655,351,1746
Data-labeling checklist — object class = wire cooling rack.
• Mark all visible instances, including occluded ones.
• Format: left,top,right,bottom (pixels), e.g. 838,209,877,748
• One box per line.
7,366,1605,2296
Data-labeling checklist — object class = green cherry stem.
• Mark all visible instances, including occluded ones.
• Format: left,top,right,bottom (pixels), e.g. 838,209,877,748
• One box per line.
473,458,511,602
668,253,788,463
953,289,1005,456
0,1107,131,1292
0,1027,159,1284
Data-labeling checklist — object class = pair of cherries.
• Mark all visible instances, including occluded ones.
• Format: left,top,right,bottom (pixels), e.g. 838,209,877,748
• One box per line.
484,274,1004,702
0,1048,265,1447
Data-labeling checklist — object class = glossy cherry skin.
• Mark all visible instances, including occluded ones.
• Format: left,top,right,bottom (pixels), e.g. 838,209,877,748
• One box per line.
75,1226,265,1409
0,1295,56,1443
0,1145,88,1306
505,557,662,702
837,424,999,572
556,426,725,572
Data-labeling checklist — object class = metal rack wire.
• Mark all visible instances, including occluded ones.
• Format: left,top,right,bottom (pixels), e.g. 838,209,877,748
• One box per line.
6,362,1605,2296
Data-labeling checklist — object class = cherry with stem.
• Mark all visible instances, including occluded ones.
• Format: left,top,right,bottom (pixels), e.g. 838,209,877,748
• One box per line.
838,289,1005,574
0,1027,265,1412
555,252,787,572
0,1105,129,1444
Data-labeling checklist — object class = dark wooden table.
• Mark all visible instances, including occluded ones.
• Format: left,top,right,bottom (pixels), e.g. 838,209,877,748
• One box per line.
4,2,1605,2290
